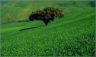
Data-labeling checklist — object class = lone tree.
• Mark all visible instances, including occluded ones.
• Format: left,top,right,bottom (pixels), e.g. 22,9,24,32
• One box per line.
29,7,64,25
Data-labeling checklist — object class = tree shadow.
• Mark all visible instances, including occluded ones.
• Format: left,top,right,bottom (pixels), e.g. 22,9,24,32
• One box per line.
19,25,44,31
19,27,38,31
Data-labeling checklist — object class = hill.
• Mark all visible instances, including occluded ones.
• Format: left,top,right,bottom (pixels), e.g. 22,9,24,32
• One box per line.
1,0,95,23
1,0,95,56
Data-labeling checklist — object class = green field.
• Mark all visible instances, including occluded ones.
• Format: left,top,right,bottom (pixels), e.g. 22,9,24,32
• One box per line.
0,1,95,56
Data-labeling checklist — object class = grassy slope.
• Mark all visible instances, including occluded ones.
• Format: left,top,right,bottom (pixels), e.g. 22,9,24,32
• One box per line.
1,1,91,23
1,7,95,56
1,1,95,56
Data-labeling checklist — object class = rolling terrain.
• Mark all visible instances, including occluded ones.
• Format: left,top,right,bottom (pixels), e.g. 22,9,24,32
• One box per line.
0,0,95,56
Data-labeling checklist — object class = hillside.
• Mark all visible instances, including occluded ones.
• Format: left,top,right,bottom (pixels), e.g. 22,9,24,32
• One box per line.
1,0,95,56
1,0,95,23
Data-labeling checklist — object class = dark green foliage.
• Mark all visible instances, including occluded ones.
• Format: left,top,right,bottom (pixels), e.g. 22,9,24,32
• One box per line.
29,7,63,25
89,1,96,7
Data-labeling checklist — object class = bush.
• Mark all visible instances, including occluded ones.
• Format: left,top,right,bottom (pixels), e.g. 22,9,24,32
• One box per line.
29,7,64,25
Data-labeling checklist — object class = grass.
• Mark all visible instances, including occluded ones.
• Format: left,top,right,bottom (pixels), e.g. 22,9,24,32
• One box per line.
0,1,95,56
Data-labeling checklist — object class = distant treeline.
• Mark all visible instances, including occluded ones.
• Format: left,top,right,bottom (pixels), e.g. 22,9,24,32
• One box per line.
89,1,96,7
